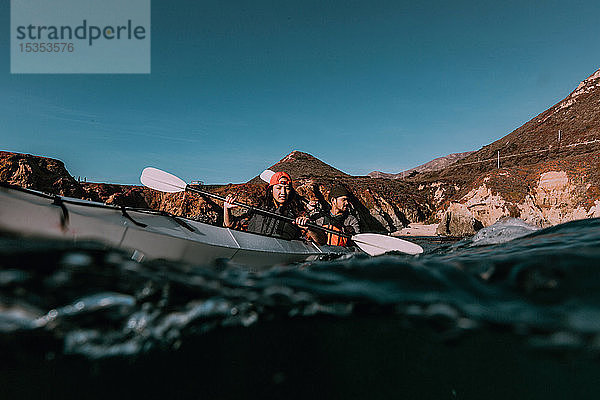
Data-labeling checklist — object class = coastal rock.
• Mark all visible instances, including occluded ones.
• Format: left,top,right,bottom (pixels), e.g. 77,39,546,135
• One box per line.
517,170,589,227
442,168,600,229
436,203,483,236
105,188,149,208
144,189,222,225
463,185,510,227
0,151,85,197
459,182,512,227
360,189,408,231
393,223,439,237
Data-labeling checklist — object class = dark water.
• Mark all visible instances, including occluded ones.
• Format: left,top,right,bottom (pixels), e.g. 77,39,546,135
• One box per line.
2,218,600,399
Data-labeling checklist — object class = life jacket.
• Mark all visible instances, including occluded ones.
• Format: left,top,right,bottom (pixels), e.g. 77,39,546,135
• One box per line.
321,214,350,247
245,207,300,240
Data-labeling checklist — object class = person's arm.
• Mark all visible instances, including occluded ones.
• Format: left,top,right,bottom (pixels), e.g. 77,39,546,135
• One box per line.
297,215,326,245
223,194,238,228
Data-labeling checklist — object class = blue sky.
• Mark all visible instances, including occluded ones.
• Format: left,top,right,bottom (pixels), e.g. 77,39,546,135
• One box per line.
2,0,600,184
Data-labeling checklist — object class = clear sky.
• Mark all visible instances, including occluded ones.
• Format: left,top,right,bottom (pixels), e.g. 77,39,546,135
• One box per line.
2,0,600,184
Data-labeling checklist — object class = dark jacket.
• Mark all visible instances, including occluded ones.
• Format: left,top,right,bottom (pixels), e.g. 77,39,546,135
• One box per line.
245,207,301,240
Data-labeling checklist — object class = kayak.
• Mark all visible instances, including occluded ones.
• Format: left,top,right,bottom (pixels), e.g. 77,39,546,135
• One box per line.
0,183,350,269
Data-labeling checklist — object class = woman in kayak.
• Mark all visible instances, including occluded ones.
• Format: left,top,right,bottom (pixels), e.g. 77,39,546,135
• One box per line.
223,171,321,241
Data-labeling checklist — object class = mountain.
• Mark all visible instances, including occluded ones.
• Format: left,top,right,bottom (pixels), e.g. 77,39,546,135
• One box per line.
368,151,475,179
247,150,349,184
0,151,85,198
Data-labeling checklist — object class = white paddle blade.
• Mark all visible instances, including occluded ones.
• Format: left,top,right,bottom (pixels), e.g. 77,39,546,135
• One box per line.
140,167,187,193
259,169,275,183
352,233,424,256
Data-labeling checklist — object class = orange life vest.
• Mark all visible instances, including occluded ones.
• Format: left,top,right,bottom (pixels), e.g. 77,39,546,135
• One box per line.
323,224,349,247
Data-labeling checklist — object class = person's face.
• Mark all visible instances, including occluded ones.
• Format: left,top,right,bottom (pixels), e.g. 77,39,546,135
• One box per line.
331,196,349,214
272,181,291,205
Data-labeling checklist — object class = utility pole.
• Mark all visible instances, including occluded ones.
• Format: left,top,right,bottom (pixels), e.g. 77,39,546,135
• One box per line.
558,129,562,153
497,150,500,169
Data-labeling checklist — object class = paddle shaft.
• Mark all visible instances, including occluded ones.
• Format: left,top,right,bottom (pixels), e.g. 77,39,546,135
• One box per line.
185,185,353,239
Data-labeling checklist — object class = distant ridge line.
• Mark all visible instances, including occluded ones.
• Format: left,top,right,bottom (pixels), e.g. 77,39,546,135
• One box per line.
369,151,474,179
451,138,600,168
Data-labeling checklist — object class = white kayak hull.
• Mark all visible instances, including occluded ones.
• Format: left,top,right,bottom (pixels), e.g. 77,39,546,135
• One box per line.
0,184,347,269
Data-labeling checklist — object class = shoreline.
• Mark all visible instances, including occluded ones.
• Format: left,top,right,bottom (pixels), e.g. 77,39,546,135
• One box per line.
391,223,439,237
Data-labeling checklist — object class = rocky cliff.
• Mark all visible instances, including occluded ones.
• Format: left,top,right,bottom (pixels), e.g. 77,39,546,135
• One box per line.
418,67,600,229
0,151,85,198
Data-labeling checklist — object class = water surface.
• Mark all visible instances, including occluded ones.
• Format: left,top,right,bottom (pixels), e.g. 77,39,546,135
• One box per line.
2,218,600,399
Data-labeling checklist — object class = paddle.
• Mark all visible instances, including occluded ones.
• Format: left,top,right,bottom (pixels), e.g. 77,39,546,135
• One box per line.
140,167,424,256
259,169,275,183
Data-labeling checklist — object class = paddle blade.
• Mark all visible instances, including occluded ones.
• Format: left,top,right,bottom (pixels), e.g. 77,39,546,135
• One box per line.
259,169,275,183
352,233,424,256
140,167,187,193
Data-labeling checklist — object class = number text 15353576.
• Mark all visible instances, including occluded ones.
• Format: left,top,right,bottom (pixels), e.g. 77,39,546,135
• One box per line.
19,43,74,52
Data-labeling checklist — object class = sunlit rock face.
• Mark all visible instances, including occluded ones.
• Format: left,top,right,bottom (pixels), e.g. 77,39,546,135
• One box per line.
0,151,85,198
442,169,600,229
436,203,483,237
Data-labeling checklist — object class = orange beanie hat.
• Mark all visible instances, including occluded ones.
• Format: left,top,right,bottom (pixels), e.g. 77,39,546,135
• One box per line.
269,171,292,185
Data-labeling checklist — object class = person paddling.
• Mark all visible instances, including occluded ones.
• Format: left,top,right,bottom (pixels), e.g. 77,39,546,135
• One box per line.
223,171,320,241
313,185,360,246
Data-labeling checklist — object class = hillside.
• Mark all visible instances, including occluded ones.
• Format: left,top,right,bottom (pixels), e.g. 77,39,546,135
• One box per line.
415,67,600,228
368,151,474,179
434,68,600,182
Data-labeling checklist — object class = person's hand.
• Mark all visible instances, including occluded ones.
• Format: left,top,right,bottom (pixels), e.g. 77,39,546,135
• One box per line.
344,226,356,234
224,194,239,210
295,216,310,228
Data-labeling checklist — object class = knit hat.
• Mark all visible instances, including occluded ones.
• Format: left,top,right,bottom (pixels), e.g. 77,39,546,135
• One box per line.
269,171,292,186
328,185,351,201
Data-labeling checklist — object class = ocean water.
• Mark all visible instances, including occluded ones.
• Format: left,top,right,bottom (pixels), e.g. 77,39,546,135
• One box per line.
2,218,600,399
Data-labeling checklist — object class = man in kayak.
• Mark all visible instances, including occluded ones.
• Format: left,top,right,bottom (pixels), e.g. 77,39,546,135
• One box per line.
312,185,360,246
223,171,321,241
